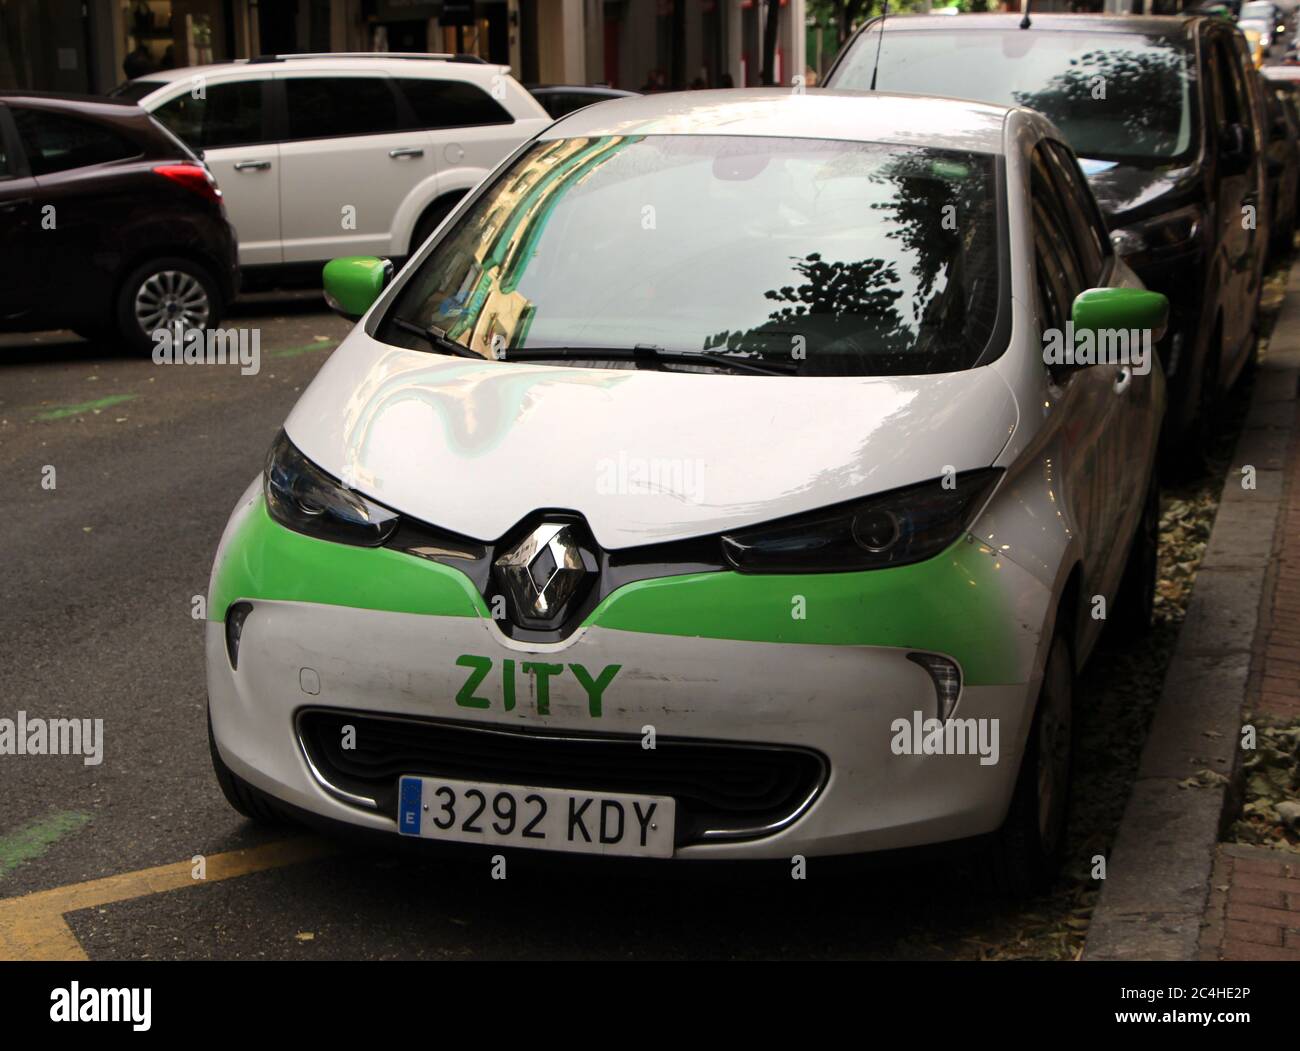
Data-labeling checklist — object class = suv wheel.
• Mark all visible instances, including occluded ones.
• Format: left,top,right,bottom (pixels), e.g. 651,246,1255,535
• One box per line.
116,257,221,354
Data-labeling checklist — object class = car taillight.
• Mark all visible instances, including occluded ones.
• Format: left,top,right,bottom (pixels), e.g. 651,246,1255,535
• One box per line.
153,163,222,205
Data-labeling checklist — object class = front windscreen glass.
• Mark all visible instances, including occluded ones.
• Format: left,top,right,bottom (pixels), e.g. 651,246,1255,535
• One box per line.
380,134,1004,377
830,29,1196,163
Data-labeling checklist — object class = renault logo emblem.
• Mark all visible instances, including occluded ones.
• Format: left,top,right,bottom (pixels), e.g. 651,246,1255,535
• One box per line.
493,520,596,628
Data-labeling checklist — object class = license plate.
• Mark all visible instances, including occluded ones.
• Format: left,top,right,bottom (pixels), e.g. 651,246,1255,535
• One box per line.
397,775,676,858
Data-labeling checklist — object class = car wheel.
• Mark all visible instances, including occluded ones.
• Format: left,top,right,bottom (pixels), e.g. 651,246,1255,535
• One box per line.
1176,324,1222,478
1108,470,1159,638
116,257,222,355
988,631,1073,898
208,710,288,825
410,195,461,254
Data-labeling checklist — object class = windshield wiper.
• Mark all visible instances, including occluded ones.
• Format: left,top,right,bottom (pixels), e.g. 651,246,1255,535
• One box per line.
502,344,798,377
391,316,484,359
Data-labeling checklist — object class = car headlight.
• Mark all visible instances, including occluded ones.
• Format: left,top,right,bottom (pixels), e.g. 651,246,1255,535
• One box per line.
1109,205,1203,262
263,430,399,546
719,469,1002,573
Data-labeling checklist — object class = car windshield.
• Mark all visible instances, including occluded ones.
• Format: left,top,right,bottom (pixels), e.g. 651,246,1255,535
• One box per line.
380,135,1004,377
830,29,1196,163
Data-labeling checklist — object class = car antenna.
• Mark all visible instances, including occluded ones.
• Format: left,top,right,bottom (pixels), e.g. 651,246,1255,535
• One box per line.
870,0,890,91
1020,0,1033,30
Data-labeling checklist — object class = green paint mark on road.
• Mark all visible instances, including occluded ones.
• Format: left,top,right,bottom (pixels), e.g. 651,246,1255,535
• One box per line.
270,340,339,360
33,395,136,421
0,811,91,880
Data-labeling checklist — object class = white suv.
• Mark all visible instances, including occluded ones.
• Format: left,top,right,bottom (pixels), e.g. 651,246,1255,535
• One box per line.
114,54,550,280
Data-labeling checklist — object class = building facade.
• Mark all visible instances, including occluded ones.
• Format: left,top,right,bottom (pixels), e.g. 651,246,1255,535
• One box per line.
0,0,807,95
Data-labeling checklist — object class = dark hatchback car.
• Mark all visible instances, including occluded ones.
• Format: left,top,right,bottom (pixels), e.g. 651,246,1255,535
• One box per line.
1262,76,1300,259
0,91,238,352
526,84,639,120
827,14,1269,464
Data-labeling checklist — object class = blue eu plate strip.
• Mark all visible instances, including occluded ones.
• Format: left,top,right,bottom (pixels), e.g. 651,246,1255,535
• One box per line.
398,776,422,836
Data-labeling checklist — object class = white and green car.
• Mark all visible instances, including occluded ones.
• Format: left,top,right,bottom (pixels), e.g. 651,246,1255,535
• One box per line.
206,90,1168,891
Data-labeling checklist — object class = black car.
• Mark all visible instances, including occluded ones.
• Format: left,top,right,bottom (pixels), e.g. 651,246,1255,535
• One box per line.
0,91,239,352
1262,76,1300,260
827,14,1269,465
527,85,639,120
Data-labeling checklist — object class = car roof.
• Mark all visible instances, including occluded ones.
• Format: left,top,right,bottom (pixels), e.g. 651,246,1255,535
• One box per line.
540,88,1013,153
129,54,511,85
851,12,1201,39
0,89,141,109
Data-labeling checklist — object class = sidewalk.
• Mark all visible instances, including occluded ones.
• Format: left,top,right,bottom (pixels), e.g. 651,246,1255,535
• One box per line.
1085,266,1300,961
1199,338,1300,960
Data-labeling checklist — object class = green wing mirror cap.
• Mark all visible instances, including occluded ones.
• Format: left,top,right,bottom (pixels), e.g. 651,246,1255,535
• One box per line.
1071,286,1169,344
323,256,392,321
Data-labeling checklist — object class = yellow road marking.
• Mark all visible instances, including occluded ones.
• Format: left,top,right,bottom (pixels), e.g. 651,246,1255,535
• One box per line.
0,837,334,961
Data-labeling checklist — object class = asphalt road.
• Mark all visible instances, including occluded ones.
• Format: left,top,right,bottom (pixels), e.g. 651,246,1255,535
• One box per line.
0,295,1224,960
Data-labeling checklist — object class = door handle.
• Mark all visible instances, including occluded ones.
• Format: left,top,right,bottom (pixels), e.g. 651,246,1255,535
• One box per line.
388,147,424,159
233,160,271,171
0,198,31,212
1114,366,1133,394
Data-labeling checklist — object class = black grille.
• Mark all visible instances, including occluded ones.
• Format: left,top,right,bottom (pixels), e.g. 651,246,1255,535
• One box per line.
297,708,826,846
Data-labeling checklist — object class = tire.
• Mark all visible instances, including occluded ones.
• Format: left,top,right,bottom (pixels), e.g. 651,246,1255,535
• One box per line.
115,257,222,355
1108,469,1159,638
410,195,461,255
988,631,1074,898
208,710,287,825
1175,326,1222,478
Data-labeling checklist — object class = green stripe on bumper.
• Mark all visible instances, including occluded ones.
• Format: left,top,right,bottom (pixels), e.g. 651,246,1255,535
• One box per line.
209,494,488,621
585,541,1023,684
211,496,1029,685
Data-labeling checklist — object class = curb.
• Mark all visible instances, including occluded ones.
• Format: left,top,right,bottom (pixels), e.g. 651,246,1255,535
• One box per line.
1083,268,1300,961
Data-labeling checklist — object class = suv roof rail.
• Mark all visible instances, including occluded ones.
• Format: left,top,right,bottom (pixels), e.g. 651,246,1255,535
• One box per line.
246,52,489,64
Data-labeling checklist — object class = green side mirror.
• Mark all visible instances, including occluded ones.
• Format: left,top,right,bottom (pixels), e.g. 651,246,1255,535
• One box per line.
323,256,392,321
1071,286,1169,345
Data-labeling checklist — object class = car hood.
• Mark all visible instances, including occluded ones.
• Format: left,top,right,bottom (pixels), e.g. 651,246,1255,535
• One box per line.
1081,157,1200,226
284,333,1018,549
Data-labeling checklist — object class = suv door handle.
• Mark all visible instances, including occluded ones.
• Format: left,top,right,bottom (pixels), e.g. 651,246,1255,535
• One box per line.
233,160,272,171
0,198,31,213
389,147,424,159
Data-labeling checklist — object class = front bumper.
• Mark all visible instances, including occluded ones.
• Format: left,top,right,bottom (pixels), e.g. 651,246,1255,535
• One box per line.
206,483,1055,860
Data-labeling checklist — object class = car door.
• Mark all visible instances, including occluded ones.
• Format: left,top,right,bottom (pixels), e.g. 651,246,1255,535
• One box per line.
275,72,438,263
1044,139,1157,587
9,105,144,328
1233,28,1270,361
1030,145,1124,607
149,76,280,267
1207,30,1263,362
0,104,41,319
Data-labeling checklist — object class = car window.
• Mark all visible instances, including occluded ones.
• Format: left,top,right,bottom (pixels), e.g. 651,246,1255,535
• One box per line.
396,78,513,129
1042,142,1108,284
12,109,140,176
284,77,399,141
1031,155,1086,331
1211,33,1248,127
828,28,1196,163
153,80,267,150
381,135,1007,377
